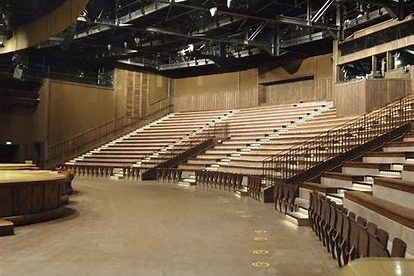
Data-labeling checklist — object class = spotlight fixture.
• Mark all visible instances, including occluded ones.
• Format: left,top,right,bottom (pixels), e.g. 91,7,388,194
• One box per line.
209,7,217,17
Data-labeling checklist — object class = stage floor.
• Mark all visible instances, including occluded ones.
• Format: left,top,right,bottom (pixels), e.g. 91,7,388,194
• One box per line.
0,178,338,276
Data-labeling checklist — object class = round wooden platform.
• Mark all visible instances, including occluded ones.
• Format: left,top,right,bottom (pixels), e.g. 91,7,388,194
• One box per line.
0,170,71,231
0,163,38,170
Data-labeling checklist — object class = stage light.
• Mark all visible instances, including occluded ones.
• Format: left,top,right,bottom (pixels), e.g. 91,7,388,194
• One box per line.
209,7,217,17
5,141,12,145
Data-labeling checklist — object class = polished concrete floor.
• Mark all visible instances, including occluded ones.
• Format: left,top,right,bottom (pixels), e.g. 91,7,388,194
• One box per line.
0,178,338,276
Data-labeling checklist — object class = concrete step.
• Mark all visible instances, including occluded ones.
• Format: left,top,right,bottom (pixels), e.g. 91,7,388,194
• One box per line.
235,187,249,197
285,211,309,226
352,181,373,192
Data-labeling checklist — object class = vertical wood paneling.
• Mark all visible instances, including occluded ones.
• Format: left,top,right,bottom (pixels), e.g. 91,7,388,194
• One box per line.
335,78,410,116
173,89,258,112
263,77,333,105
335,80,368,116
125,71,157,119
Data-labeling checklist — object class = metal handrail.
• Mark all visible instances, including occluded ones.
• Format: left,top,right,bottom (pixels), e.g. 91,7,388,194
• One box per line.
263,96,414,185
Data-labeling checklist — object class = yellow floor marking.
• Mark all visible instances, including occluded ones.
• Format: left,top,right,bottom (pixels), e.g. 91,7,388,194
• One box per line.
252,261,270,268
254,237,268,241
252,249,269,255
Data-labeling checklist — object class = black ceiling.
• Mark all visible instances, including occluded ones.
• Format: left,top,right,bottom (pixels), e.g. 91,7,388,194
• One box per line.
1,0,412,81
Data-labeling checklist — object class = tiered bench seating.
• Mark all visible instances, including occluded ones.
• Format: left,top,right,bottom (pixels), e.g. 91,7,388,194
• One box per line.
66,109,232,174
217,109,357,175
179,101,340,175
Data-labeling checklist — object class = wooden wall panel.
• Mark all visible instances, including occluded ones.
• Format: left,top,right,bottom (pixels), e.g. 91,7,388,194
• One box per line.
264,77,333,105
120,69,170,118
48,80,115,145
385,69,411,79
149,74,169,104
385,68,414,95
410,70,414,95
113,69,127,119
259,58,315,83
315,77,334,100
0,108,34,144
173,68,258,111
141,73,149,117
259,54,332,84
315,55,333,79
335,80,367,116
174,70,255,96
365,80,388,112
335,79,410,116
174,89,258,112
45,69,171,146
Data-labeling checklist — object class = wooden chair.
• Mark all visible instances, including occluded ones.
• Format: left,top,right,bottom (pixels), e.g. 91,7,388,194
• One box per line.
317,194,325,238
321,199,332,248
368,232,390,257
338,212,351,267
274,183,282,211
343,217,360,265
236,174,244,191
195,170,200,184
376,228,389,248
391,238,407,258
281,185,290,213
326,202,337,254
330,207,344,260
308,191,316,231
366,222,377,236
156,169,162,182
357,223,369,258
356,216,367,227
320,197,331,243
216,172,223,189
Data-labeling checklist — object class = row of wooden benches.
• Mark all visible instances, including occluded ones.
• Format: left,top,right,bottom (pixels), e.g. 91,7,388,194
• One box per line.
309,192,407,267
